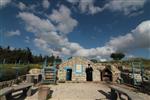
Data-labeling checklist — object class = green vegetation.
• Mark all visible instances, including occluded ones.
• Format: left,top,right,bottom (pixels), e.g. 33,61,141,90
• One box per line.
0,46,62,64
114,58,150,70
110,52,125,60
0,64,41,82
90,59,98,63
0,46,62,82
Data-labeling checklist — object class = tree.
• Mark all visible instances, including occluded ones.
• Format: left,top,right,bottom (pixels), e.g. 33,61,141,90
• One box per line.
48,55,55,65
90,59,98,63
55,56,62,64
110,52,125,60
26,47,33,63
0,46,62,64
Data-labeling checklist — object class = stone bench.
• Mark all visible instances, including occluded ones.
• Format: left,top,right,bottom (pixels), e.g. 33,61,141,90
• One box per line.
0,83,33,100
0,87,13,100
110,85,147,100
12,83,33,96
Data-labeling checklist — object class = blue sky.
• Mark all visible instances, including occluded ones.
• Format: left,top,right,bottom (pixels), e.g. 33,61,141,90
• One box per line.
0,0,150,60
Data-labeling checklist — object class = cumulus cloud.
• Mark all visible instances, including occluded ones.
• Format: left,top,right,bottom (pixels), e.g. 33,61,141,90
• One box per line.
18,8,72,55
18,7,113,58
16,2,38,13
18,3,150,59
49,5,78,34
68,0,147,16
132,20,150,48
107,33,134,51
42,0,50,9
74,46,113,57
34,38,59,55
107,20,150,52
18,12,56,33
18,12,66,41
18,2,26,10
103,0,147,15
67,0,102,15
78,0,102,14
0,0,11,8
6,30,21,36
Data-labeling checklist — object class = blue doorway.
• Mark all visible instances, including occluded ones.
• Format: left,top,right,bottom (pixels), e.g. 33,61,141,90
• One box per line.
66,69,72,81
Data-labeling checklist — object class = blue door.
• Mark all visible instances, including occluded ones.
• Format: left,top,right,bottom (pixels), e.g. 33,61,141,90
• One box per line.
66,69,72,81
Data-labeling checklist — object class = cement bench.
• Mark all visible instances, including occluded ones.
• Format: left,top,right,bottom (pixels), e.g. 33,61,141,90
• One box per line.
0,83,33,100
0,87,13,100
110,85,147,100
13,83,33,96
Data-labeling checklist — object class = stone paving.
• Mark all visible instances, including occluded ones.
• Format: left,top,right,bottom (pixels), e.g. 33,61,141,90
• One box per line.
25,82,150,100
26,82,110,100
50,82,110,100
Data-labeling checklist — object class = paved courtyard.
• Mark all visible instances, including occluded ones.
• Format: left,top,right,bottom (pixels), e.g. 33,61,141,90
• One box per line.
50,82,110,100
26,82,110,100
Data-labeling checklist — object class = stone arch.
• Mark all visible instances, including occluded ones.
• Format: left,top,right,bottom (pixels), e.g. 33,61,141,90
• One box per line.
101,67,112,81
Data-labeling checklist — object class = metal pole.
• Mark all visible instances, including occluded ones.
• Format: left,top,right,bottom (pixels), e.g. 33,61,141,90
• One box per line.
19,60,21,64
131,62,135,86
141,62,144,83
0,59,2,78
3,59,5,64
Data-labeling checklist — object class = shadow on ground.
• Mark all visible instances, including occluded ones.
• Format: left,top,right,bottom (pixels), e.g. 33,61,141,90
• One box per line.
97,90,111,100
8,87,38,100
48,90,54,99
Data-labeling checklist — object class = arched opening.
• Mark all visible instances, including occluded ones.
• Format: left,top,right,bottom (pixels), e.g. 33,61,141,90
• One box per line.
101,68,112,81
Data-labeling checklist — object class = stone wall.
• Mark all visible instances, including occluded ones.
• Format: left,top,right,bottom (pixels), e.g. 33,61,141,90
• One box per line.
93,70,101,81
72,73,86,81
58,57,94,82
58,57,120,82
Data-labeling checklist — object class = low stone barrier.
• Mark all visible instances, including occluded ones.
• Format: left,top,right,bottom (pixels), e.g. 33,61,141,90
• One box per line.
110,85,147,100
0,83,33,100
0,75,26,89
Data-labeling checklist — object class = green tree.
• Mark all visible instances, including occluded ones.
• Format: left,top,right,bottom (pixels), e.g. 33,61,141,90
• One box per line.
90,59,98,63
55,56,62,64
110,52,125,60
48,55,55,65
26,47,33,63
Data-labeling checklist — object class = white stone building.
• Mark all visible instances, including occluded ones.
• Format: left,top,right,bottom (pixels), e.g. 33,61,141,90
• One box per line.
58,57,120,82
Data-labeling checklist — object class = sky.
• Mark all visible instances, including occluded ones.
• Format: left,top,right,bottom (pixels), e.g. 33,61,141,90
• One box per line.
0,0,150,60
